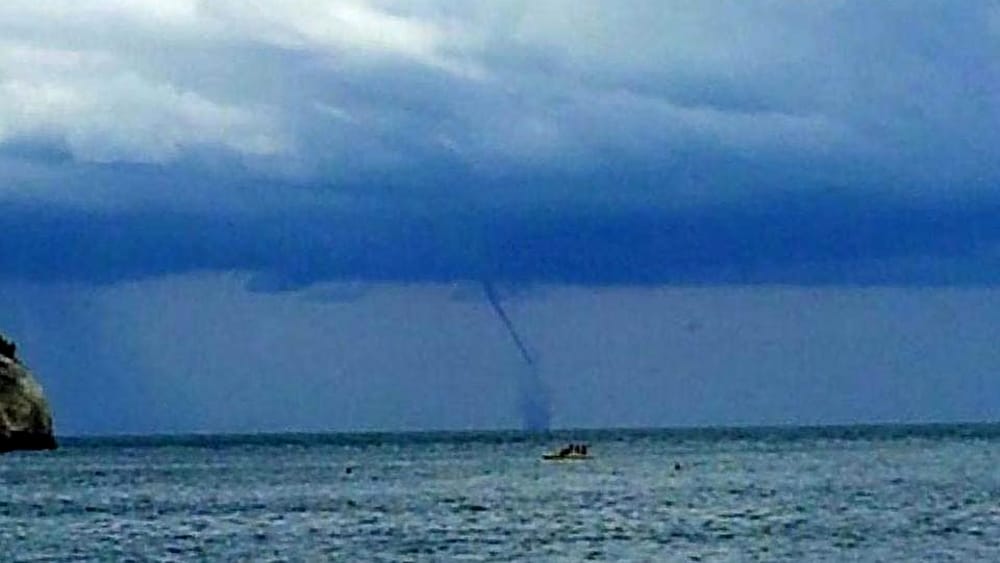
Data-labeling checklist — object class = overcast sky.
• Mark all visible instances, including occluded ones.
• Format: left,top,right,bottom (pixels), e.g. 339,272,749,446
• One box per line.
1,1,999,434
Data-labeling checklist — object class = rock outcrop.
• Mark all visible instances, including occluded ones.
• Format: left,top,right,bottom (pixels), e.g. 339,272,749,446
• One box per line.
0,335,56,453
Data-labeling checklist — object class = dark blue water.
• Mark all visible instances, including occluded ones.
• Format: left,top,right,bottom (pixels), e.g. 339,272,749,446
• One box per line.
3,425,1000,561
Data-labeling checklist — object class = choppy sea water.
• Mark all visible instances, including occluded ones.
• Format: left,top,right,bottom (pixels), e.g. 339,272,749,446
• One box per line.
2,425,1000,561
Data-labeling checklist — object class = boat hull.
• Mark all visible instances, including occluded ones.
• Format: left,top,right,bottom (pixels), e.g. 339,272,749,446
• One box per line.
541,453,592,461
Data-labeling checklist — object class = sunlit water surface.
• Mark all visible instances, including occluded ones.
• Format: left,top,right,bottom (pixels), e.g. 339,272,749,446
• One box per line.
2,425,1000,561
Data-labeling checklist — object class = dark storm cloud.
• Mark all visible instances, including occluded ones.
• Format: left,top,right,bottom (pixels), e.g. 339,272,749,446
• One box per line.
1,1,998,287
4,189,1000,288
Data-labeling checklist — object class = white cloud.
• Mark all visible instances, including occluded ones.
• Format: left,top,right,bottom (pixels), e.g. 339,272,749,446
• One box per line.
204,0,485,78
0,40,287,163
0,0,202,25
0,1,995,195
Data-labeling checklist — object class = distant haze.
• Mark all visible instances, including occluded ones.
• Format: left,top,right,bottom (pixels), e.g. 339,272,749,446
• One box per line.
2,278,997,435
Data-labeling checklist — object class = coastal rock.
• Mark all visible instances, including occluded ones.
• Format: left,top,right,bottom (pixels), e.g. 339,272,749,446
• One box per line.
0,337,56,453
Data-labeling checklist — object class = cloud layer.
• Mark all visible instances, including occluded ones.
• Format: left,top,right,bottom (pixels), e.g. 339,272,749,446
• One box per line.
5,190,1000,287
1,1,998,287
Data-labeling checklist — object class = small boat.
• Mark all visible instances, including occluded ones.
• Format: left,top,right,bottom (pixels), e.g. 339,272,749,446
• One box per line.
541,443,592,461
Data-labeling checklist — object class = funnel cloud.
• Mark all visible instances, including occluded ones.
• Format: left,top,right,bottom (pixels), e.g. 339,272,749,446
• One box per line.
482,280,552,431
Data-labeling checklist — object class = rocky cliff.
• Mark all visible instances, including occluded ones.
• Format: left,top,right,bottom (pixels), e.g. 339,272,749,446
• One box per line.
0,336,56,453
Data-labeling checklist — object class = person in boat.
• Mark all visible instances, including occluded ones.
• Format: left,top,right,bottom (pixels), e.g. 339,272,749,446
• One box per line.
545,443,591,459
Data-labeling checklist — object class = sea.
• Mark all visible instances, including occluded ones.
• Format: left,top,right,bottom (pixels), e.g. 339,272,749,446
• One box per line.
2,424,999,561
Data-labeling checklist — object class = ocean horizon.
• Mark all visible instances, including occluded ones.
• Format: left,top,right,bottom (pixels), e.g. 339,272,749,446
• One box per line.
36,420,1000,453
